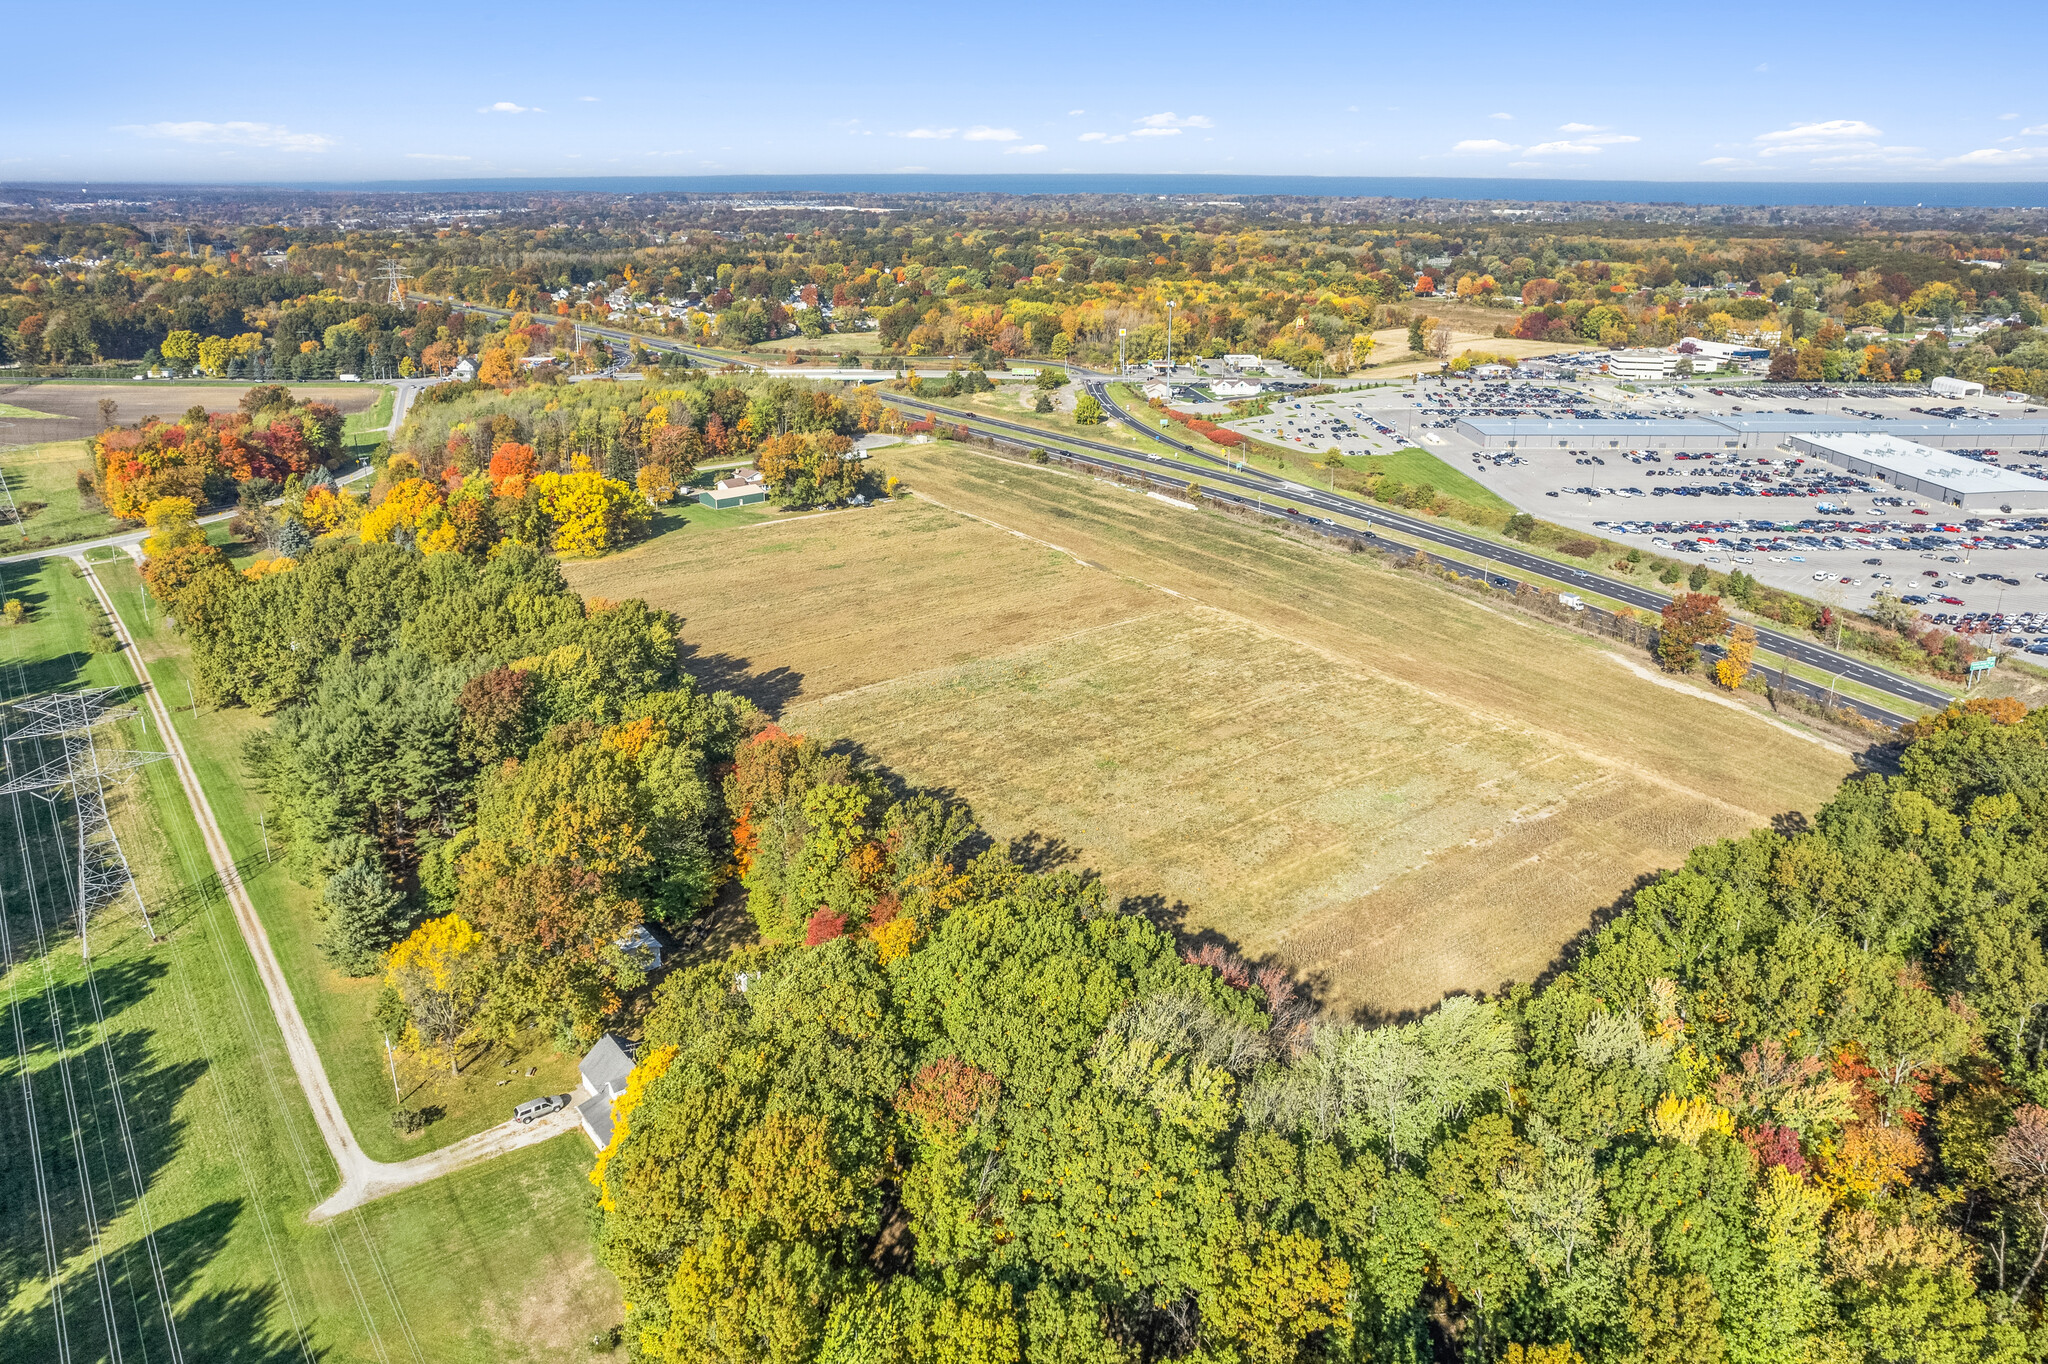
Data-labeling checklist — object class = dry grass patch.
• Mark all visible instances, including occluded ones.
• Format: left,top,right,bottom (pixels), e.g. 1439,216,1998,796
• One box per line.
567,452,1853,1016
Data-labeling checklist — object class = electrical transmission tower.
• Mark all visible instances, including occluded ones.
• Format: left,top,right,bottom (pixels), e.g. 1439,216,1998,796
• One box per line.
0,443,24,541
0,689,170,956
374,258,413,304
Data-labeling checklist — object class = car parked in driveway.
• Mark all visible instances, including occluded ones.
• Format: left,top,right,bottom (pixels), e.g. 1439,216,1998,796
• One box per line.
515,1094,572,1124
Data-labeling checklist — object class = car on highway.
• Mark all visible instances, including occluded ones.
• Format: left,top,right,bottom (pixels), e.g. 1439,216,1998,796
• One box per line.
515,1093,572,1124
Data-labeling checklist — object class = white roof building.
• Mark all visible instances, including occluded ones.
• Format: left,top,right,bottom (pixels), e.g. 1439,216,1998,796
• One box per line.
1786,432,2048,512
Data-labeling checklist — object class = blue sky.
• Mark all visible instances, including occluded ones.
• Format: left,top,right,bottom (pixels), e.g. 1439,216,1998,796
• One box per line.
8,2,2048,184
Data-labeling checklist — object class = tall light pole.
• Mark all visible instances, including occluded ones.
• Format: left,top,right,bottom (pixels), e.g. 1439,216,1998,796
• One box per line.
1118,328,1126,378
1166,300,1176,372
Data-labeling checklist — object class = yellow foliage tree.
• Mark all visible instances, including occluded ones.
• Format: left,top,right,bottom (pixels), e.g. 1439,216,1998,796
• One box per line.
1715,623,1757,690
141,497,206,558
359,478,447,548
385,913,488,1076
588,1045,677,1209
635,464,677,506
1651,1094,1734,1146
531,469,651,557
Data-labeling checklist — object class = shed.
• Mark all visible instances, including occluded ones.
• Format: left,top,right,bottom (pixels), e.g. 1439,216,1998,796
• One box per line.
613,924,663,971
698,469,769,509
576,1034,637,1148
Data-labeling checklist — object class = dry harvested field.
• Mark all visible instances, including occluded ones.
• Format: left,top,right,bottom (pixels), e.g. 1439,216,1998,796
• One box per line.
566,449,1853,1016
0,381,379,442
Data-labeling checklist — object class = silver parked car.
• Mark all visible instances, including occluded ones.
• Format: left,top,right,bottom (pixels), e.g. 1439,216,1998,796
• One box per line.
514,1093,572,1124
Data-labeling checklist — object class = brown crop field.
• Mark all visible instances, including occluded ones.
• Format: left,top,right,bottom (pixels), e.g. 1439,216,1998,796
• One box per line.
0,381,380,443
565,447,1855,1017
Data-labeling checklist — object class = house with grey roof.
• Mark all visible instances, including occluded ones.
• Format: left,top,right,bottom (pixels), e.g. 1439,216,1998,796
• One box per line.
576,1034,636,1148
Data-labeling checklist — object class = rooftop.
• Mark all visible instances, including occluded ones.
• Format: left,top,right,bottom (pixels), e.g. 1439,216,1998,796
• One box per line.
1791,433,2048,496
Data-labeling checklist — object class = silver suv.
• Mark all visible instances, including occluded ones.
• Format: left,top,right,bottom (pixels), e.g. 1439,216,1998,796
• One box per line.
514,1093,571,1124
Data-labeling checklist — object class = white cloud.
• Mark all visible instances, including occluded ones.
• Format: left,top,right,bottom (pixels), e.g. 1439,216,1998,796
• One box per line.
1079,131,1126,144
1754,62,1768,72
1068,108,1084,115
117,120,337,152
1135,111,1212,129
1559,122,1601,132
1449,138,1516,154
1489,112,1513,120
1004,143,1047,155
1947,146,2048,166
1584,133,1639,145
899,127,957,139
2025,124,2048,136
1525,140,1601,155
1754,119,1881,156
578,95,599,103
1131,127,1181,137
405,152,471,161
1699,156,1749,167
1999,112,2018,120
479,101,539,114
963,125,1020,141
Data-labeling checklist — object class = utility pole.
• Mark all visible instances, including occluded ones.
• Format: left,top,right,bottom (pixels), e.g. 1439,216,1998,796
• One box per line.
385,1034,402,1105
1166,301,1176,372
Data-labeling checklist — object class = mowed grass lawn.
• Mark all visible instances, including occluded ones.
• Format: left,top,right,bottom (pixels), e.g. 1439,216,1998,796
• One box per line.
568,449,1853,1016
0,556,618,1361
3,440,121,549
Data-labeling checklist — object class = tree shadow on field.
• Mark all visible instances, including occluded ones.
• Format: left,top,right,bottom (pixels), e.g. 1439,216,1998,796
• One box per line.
1523,867,1664,1001
1119,890,1338,1025
676,641,804,717
1005,829,1076,873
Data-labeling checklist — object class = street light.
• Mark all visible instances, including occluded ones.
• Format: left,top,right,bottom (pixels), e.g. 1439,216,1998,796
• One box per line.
1166,301,1176,372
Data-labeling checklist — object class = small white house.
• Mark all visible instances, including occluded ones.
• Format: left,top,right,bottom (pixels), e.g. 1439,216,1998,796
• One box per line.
451,356,477,382
1212,379,1262,398
1141,380,1174,401
575,1034,636,1148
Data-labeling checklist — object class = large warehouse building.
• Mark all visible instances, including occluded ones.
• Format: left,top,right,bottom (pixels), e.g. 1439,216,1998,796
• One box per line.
1785,433,2048,512
1458,413,2048,454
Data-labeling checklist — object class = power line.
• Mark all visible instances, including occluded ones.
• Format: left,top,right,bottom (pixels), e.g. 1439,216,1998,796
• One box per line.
0,688,169,955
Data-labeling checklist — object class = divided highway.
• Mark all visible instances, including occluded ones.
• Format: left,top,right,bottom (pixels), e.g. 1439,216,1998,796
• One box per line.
428,299,1952,721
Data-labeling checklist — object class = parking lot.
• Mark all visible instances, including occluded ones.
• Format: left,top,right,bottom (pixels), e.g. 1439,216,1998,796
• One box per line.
1310,376,2048,652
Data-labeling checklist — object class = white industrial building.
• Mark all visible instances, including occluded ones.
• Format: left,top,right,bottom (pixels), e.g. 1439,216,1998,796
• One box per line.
1932,376,1985,398
1459,413,2048,454
1784,433,2048,512
1603,349,1689,381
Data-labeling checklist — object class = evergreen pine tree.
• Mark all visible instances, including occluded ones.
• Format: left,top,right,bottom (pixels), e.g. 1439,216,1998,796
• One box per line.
321,859,404,976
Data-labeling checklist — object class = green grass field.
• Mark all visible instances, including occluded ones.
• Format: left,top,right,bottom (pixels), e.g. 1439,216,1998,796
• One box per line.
1,441,121,550
0,555,619,1360
1335,447,1515,511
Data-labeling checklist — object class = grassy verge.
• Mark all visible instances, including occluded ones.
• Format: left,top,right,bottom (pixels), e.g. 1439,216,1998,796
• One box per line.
1,440,123,550
93,559,585,1161
0,553,617,1360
